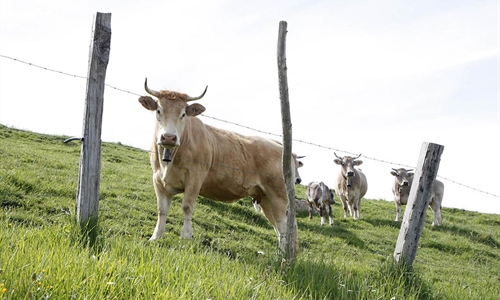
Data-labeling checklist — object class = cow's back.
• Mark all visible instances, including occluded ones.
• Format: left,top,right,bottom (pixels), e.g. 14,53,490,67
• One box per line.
306,182,321,203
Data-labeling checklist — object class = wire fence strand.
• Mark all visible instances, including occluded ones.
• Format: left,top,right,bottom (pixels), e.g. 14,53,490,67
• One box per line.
1,54,498,199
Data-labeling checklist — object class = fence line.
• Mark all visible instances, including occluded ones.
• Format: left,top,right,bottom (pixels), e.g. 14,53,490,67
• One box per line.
1,54,498,199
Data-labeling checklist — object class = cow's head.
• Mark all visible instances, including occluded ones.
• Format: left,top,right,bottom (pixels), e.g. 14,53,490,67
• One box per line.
139,78,207,149
329,189,336,205
293,155,305,184
333,153,363,187
390,168,414,191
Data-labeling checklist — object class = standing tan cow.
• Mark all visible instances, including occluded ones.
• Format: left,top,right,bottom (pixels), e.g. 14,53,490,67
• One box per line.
390,168,444,225
305,181,335,226
138,79,298,251
333,153,368,220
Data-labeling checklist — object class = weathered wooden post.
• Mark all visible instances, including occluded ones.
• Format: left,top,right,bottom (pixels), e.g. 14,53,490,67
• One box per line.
76,12,111,232
394,142,444,266
277,20,297,260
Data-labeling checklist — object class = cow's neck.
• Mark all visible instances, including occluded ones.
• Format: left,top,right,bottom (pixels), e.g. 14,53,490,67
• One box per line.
343,174,353,187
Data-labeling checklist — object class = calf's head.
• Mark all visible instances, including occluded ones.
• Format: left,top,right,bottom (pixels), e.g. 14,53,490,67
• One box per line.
333,153,363,187
139,78,207,148
390,168,414,191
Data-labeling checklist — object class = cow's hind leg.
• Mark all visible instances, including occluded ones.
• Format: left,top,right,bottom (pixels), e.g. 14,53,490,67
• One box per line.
308,201,314,220
429,199,442,226
150,172,173,240
260,195,297,252
319,206,325,226
327,203,334,226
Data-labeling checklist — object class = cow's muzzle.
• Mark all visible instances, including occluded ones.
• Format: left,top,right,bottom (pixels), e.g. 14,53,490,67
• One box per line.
159,133,178,146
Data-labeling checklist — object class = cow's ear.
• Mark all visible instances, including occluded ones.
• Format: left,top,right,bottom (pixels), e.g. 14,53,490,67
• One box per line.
390,170,398,176
354,160,363,166
139,96,157,111
298,161,304,168
186,103,206,116
333,158,342,165
408,172,414,177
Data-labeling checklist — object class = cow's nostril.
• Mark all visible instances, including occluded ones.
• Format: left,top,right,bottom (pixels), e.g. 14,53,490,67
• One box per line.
347,171,354,176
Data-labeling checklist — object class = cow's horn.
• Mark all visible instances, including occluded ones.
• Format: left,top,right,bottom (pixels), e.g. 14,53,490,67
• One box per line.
144,78,160,97
334,152,342,159
354,153,362,159
297,155,306,159
186,86,208,102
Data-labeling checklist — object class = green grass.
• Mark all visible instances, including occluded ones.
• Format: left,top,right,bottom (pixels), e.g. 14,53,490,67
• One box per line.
1,124,499,299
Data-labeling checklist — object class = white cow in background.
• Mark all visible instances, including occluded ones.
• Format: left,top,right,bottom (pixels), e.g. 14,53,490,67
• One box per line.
390,168,445,226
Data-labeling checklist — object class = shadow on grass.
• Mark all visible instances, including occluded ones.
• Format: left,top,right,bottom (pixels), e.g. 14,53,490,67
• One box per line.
363,218,402,229
283,257,434,300
298,220,368,250
197,197,271,228
69,216,104,256
432,224,500,248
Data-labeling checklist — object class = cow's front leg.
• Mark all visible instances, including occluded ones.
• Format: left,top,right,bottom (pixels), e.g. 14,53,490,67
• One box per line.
150,172,172,240
395,201,401,221
347,201,355,218
341,198,349,218
180,190,199,239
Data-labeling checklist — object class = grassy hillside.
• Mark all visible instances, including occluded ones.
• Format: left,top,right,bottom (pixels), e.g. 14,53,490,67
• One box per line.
1,124,499,299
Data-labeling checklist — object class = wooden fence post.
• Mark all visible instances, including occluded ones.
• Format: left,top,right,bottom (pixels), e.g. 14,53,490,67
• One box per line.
394,142,444,266
277,20,297,260
76,12,111,231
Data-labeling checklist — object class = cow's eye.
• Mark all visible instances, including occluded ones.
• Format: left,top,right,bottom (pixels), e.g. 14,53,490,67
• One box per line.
157,110,160,115
181,113,186,118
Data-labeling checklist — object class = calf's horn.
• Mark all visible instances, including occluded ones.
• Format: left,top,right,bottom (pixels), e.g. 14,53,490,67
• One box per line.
144,78,160,97
334,152,342,159
297,155,306,159
186,86,208,101
354,153,362,159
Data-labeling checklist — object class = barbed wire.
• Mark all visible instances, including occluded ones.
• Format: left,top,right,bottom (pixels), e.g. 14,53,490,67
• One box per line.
1,54,498,199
